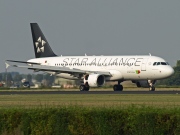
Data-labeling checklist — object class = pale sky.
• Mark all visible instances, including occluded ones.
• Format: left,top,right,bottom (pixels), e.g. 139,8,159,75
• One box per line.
0,0,180,73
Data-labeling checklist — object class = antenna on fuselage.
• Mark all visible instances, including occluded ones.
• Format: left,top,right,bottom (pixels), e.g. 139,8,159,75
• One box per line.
149,53,151,56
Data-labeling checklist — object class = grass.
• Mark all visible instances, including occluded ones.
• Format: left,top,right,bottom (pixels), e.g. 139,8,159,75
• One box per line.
0,94,179,108
0,106,179,135
0,93,179,134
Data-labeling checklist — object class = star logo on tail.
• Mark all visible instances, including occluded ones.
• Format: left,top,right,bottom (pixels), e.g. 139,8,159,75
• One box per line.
35,37,46,53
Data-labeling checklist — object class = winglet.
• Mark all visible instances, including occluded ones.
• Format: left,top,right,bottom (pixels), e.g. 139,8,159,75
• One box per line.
5,62,10,69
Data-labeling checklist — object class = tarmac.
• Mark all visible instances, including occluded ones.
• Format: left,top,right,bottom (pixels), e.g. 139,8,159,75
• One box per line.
0,90,179,95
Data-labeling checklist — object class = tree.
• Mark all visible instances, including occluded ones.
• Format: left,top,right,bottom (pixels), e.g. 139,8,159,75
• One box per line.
157,60,180,86
0,74,2,82
176,60,180,67
43,74,55,86
6,73,13,87
35,74,43,82
7,73,13,82
13,74,22,82
26,74,32,83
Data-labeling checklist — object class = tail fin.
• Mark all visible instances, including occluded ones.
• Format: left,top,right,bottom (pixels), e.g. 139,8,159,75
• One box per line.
30,23,57,58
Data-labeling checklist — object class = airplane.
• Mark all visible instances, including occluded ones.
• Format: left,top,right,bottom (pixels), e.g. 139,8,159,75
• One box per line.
6,23,174,91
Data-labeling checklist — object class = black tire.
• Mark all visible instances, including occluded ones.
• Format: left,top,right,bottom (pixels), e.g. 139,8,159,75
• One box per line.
149,86,155,91
118,85,123,91
79,85,85,91
113,85,118,91
151,86,155,91
84,86,90,91
113,85,123,91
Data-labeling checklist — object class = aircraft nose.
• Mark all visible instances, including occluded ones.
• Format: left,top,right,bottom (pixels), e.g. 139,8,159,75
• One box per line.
165,67,174,77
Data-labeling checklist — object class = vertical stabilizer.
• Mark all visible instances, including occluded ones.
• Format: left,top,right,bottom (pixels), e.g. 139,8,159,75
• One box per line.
30,23,57,58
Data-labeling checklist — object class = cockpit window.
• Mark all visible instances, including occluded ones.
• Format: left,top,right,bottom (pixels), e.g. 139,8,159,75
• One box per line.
153,62,169,66
157,62,160,65
161,62,167,65
153,62,157,65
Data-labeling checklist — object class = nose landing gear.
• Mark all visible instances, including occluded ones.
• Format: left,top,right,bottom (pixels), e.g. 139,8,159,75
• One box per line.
148,80,156,91
149,86,155,91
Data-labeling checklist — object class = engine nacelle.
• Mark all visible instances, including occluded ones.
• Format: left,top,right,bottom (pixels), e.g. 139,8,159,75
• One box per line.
84,74,105,87
133,80,150,88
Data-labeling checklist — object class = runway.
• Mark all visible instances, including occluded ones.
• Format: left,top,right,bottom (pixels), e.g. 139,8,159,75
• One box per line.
0,90,179,95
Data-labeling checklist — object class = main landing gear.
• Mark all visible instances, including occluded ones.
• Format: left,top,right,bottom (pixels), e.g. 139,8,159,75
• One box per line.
79,81,124,91
113,81,123,91
79,84,90,91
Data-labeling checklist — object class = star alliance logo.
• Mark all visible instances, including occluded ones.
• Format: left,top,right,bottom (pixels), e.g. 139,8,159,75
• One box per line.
35,37,46,53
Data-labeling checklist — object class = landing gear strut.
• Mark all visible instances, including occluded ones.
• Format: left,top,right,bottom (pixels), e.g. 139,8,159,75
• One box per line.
148,80,156,91
113,81,123,91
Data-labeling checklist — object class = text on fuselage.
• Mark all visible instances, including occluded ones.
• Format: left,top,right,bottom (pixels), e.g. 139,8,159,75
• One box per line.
62,57,145,66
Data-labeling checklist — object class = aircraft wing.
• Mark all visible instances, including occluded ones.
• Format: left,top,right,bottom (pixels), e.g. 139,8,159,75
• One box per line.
5,61,111,76
6,60,41,65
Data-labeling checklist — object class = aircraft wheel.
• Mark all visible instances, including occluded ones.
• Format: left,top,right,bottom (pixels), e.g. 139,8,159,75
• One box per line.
113,85,123,91
84,86,90,91
149,86,155,91
79,85,85,91
113,85,118,91
118,85,123,91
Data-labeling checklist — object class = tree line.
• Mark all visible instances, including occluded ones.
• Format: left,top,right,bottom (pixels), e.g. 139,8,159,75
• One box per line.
0,72,55,87
157,60,180,86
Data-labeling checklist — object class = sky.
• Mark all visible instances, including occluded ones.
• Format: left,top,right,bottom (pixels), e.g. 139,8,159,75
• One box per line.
0,0,180,73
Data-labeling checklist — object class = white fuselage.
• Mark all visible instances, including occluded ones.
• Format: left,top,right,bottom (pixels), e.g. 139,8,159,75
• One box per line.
28,55,174,81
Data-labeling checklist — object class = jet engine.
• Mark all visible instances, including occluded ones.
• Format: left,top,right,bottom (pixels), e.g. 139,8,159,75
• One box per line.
132,80,156,88
84,74,105,87
135,80,149,88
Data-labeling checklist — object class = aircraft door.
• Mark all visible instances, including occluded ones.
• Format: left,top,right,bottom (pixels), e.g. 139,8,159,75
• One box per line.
141,58,148,71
